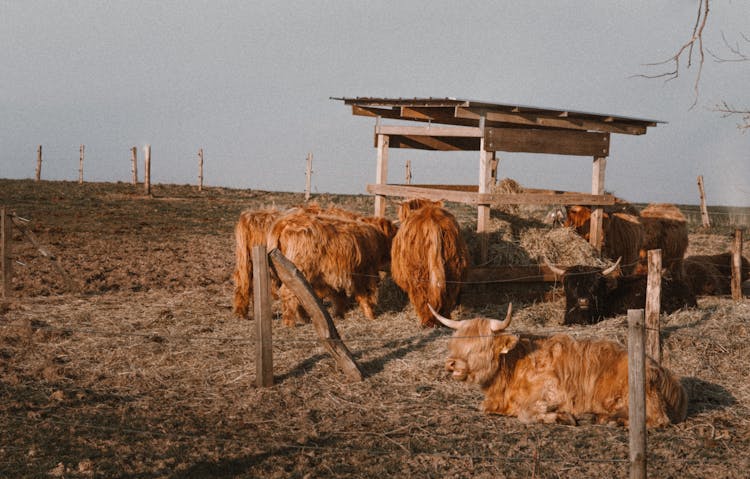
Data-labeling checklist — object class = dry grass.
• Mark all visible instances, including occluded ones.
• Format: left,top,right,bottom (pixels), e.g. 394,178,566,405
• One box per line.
1,179,750,478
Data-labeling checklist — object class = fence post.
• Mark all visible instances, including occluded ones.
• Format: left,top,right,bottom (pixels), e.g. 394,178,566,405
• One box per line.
253,244,273,387
1,208,11,299
305,152,313,201
697,175,710,228
198,148,204,192
144,144,151,196
79,144,85,184
732,228,744,301
131,146,138,185
628,309,647,479
35,145,42,182
405,160,412,184
645,249,662,363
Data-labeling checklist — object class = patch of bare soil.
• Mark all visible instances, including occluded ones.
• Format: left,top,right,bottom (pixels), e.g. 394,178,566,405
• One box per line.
1,179,749,478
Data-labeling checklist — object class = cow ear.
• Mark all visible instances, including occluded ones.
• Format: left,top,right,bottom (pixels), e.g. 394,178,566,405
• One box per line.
496,334,520,355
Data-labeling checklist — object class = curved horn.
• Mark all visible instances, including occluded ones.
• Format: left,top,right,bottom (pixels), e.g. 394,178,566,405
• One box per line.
601,257,622,276
543,256,566,277
488,303,513,332
427,304,462,329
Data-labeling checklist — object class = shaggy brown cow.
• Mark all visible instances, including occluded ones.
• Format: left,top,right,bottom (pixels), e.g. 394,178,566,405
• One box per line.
266,210,396,326
684,252,750,295
429,305,688,428
636,203,689,278
232,208,282,318
391,199,469,327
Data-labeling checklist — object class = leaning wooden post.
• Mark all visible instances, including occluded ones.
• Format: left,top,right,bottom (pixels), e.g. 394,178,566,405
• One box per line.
35,145,42,182
405,160,412,185
253,245,273,387
477,115,492,263
374,132,389,217
305,152,313,201
143,144,151,196
645,249,662,363
269,248,363,381
198,148,204,192
697,175,710,228
78,144,85,184
130,147,138,185
1,208,11,299
732,228,744,301
628,309,647,479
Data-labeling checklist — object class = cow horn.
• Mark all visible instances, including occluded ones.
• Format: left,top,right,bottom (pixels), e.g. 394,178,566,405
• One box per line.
427,304,462,329
488,303,513,332
543,256,566,277
601,257,622,276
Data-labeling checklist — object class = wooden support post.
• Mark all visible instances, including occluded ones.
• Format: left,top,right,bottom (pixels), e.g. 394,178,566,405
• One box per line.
253,245,273,387
269,248,364,381
405,160,412,185
79,144,85,184
131,147,138,185
645,249,662,363
477,115,491,263
305,152,313,201
732,228,744,301
490,151,498,184
1,209,11,299
35,145,42,182
590,156,607,253
374,134,389,217
198,148,204,192
697,175,710,228
144,144,151,196
628,309,647,479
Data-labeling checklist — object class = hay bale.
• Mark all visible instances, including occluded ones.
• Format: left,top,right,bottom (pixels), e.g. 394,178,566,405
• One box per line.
490,178,523,214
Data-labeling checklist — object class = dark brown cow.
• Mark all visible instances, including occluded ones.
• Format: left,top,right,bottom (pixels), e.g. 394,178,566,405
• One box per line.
390,199,469,327
545,258,697,325
266,209,396,326
430,305,688,428
684,253,750,295
636,204,689,278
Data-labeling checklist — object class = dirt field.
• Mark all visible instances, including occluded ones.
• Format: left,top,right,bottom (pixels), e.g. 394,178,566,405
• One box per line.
1,179,749,478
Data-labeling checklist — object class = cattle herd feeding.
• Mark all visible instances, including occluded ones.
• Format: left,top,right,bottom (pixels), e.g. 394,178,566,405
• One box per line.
232,197,747,428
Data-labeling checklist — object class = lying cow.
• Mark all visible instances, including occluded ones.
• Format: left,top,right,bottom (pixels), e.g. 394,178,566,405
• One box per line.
684,252,750,296
267,209,397,326
429,304,688,428
545,258,697,325
390,199,469,327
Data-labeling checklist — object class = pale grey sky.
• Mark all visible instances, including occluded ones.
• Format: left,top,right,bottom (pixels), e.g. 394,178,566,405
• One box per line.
2,1,749,205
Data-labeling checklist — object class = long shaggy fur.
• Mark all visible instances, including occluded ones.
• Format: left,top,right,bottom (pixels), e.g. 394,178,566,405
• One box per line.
444,318,688,427
232,208,282,318
637,203,689,277
266,210,396,326
684,253,750,295
391,199,469,327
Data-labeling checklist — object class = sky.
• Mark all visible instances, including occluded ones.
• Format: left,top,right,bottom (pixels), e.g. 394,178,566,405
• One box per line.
1,1,749,206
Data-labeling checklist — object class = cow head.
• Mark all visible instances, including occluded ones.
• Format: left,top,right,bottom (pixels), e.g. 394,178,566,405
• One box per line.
397,198,444,222
545,258,620,325
428,304,517,386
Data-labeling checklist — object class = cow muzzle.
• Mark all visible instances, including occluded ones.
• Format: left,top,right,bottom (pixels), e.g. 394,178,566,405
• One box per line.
577,298,590,310
445,358,468,381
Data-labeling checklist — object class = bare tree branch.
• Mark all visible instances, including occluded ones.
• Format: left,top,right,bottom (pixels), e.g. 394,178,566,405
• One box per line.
715,101,750,131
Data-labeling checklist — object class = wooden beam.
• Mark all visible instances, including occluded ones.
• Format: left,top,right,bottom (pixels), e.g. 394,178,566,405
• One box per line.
589,156,607,252
627,309,648,479
387,135,479,151
485,128,610,156
465,265,559,283
456,106,650,135
376,125,482,138
269,249,364,382
478,116,490,263
366,184,616,206
645,249,662,364
732,229,744,301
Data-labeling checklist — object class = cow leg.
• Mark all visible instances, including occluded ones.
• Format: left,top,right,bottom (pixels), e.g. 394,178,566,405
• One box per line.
279,285,304,327
354,284,378,320
330,292,348,319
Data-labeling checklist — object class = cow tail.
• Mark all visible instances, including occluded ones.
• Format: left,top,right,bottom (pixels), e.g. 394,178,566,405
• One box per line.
232,218,253,318
651,363,689,424
426,225,446,313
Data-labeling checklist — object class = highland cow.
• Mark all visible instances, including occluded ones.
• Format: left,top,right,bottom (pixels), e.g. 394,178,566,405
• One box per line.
684,252,750,296
390,199,469,327
430,305,688,428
